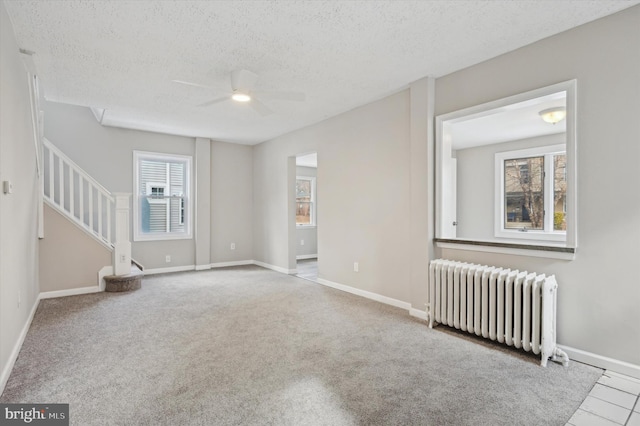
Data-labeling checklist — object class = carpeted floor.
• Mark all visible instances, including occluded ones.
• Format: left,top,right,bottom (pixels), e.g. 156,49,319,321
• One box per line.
1,265,602,425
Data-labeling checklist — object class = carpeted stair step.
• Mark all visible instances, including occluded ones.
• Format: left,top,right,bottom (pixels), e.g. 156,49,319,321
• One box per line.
104,265,143,292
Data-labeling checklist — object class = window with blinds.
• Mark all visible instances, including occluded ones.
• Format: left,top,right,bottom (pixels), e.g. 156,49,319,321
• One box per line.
133,151,192,241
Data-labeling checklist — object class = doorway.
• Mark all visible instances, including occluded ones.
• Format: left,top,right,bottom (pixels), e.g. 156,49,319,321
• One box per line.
294,152,318,282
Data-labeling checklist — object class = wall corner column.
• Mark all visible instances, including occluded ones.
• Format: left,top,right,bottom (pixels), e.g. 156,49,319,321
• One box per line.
195,138,211,269
409,76,435,312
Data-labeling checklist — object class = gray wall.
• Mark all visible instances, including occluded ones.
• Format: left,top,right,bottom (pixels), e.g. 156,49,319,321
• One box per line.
252,6,639,368
210,140,253,264
296,165,317,258
42,102,254,270
0,1,41,388
39,205,111,292
435,6,640,365
43,102,196,270
456,133,564,240
3,0,637,381
253,90,413,302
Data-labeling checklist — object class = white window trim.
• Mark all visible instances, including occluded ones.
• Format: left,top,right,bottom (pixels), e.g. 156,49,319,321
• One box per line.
296,176,316,227
435,79,577,255
133,151,192,242
494,144,566,243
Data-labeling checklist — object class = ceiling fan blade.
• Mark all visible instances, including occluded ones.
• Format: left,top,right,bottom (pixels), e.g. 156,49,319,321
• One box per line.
231,69,258,91
253,91,305,102
250,98,273,116
197,96,229,107
172,79,215,90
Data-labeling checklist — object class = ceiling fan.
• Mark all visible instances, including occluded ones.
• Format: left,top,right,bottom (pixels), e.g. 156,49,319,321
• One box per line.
173,69,305,116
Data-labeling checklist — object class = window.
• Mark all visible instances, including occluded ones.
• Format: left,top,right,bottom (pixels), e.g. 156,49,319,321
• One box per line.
495,145,566,241
296,176,316,226
435,79,576,258
133,151,192,241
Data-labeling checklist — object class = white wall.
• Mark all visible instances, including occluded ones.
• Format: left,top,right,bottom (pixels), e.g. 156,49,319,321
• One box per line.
435,6,640,366
456,133,564,240
296,165,317,258
0,0,41,390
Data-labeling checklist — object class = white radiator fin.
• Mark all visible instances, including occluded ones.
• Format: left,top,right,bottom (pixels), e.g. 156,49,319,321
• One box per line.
427,259,569,367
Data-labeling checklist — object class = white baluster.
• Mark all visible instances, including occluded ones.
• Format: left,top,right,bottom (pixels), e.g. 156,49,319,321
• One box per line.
98,193,102,239
59,156,64,211
69,166,75,218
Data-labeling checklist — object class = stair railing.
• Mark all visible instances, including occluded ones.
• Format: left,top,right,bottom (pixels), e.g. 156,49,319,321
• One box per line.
42,138,115,248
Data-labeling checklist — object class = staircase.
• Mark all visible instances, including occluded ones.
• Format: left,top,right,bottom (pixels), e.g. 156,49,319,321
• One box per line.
104,264,144,292
42,138,143,291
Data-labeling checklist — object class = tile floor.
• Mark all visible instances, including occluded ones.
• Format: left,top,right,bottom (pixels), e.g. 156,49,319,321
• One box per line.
295,258,318,282
567,370,640,426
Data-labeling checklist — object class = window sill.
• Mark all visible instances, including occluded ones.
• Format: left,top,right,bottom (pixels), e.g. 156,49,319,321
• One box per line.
296,225,317,229
134,233,192,242
434,238,575,260
494,230,566,242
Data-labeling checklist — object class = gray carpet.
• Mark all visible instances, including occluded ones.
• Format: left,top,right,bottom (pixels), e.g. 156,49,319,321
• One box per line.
1,265,601,425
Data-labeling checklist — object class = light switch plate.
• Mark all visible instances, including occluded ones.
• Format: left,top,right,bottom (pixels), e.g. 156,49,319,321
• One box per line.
3,181,13,194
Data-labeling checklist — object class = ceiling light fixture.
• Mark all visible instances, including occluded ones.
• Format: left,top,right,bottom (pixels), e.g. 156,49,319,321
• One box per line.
231,91,251,102
539,107,566,124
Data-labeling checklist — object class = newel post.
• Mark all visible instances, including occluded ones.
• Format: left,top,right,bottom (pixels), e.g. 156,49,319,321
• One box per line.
113,193,132,276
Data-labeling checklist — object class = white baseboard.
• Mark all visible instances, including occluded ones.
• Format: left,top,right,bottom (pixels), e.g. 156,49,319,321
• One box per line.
296,254,318,260
143,265,196,275
210,260,255,269
149,261,291,274
315,278,411,311
253,260,297,275
98,265,113,292
409,308,428,320
558,345,640,380
0,296,40,396
40,285,102,299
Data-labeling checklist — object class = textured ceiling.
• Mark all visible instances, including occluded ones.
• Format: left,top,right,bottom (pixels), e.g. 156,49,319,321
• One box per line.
4,1,638,145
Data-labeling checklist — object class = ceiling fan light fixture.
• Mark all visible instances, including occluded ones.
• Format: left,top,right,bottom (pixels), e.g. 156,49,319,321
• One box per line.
539,107,566,124
231,91,251,102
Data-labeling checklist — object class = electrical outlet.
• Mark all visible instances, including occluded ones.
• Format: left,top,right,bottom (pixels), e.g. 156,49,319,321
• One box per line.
300,239,305,246
230,243,236,250
354,262,359,272
165,255,171,263
3,181,13,194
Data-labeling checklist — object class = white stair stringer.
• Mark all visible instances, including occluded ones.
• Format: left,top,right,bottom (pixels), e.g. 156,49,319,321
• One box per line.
42,138,136,285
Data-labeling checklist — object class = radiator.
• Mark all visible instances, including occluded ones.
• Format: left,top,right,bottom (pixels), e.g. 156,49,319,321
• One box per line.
427,259,569,367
